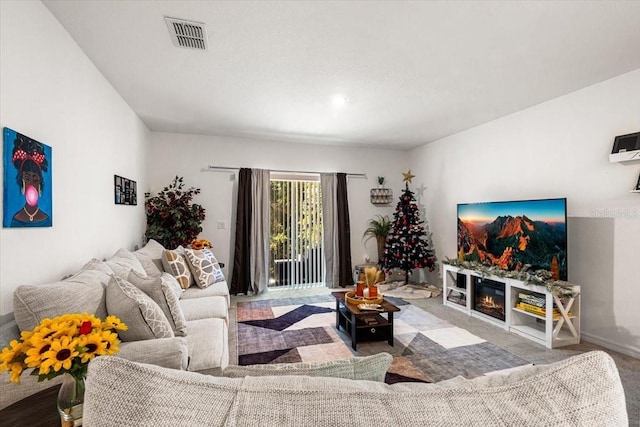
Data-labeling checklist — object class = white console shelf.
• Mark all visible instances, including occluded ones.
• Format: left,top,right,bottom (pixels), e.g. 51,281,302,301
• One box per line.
442,263,581,349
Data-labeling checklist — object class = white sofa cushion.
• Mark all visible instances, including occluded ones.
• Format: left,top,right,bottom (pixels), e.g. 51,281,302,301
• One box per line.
106,276,174,341
83,351,628,427
179,296,228,322
184,318,229,371
118,337,189,371
182,281,230,308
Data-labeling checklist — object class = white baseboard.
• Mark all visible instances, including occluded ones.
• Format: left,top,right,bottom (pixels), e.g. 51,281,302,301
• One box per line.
581,332,640,360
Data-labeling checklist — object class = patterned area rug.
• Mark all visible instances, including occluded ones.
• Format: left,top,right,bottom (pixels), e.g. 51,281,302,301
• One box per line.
236,295,530,384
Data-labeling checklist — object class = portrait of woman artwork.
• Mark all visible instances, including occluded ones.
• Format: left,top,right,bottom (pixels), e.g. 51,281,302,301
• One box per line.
3,127,53,227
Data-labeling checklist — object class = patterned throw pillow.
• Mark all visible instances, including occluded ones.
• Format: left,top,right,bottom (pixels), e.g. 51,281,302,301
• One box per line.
183,248,225,289
127,271,187,337
106,276,174,341
162,246,193,289
203,249,225,283
159,273,184,300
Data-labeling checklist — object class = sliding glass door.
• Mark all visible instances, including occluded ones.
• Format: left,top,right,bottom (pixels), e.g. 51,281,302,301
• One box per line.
269,175,324,288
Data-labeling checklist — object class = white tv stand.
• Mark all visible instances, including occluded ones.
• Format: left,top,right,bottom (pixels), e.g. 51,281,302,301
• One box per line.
442,263,580,349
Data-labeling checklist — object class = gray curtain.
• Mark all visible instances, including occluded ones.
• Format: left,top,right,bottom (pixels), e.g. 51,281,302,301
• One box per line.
250,169,270,294
321,173,339,288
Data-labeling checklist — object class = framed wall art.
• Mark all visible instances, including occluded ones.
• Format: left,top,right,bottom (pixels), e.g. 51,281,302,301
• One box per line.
114,175,137,205
3,127,53,228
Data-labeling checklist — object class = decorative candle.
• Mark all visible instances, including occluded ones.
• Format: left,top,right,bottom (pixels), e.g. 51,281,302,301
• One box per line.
369,285,378,298
356,281,365,297
363,287,370,299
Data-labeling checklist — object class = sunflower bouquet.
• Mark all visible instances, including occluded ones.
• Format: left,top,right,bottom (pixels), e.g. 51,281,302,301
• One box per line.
0,313,127,384
191,238,212,250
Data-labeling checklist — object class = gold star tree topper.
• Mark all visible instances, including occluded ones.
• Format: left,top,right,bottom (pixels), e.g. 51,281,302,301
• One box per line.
402,170,416,183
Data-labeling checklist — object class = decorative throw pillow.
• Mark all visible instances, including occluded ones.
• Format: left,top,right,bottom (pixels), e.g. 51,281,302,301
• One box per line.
162,246,193,289
203,249,225,283
13,274,109,332
183,248,225,289
133,253,163,277
106,276,174,341
159,273,184,300
105,248,147,279
222,353,393,382
127,271,187,337
133,239,166,276
79,258,114,275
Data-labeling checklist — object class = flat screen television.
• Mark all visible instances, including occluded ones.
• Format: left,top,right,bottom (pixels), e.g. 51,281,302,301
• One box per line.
457,198,567,281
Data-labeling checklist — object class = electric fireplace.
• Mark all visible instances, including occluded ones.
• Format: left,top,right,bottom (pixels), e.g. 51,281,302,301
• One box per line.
472,276,506,322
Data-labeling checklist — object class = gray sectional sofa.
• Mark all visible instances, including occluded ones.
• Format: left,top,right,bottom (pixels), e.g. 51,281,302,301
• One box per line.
83,350,628,426
0,239,230,409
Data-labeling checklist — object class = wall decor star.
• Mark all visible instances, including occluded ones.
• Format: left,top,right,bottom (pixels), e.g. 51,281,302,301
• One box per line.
415,183,427,197
402,170,415,183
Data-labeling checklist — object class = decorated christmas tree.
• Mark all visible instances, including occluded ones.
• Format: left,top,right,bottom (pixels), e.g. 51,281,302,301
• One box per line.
382,171,436,284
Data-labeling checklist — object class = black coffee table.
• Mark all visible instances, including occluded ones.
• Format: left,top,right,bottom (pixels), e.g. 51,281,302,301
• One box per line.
332,291,400,350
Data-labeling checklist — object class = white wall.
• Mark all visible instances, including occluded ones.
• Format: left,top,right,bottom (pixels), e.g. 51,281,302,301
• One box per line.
411,69,640,357
0,1,150,317
148,132,408,280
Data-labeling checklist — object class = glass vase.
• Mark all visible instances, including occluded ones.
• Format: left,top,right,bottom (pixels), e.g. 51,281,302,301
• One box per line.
57,373,85,427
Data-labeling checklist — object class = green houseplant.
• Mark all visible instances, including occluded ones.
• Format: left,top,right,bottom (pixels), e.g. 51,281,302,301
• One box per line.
145,176,206,248
363,215,393,263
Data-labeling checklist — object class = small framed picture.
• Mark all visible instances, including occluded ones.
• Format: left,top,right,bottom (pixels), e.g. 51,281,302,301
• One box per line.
114,175,137,205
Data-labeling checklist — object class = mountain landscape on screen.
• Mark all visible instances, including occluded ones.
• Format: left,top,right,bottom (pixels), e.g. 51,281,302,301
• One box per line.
457,199,567,280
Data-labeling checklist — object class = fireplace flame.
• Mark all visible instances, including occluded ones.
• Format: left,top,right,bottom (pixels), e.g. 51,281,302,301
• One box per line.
482,295,497,308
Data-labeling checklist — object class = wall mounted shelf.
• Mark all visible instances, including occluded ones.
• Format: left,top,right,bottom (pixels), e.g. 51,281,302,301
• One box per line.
609,150,640,163
370,188,393,205
610,131,640,162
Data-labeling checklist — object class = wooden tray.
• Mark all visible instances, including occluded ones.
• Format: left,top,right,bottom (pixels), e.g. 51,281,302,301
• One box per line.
345,291,383,306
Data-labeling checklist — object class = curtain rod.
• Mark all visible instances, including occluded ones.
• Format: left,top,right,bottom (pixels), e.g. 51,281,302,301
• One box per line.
203,165,367,179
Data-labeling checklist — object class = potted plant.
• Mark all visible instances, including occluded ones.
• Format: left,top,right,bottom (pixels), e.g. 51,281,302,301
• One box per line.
145,176,206,248
363,215,392,264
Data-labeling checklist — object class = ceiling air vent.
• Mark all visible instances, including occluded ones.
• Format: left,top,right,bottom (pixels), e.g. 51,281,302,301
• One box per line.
165,17,208,50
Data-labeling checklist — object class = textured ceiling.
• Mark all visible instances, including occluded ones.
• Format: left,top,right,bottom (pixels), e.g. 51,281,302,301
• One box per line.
43,1,640,150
